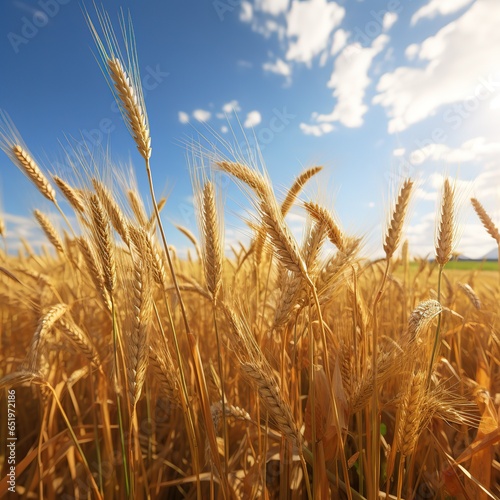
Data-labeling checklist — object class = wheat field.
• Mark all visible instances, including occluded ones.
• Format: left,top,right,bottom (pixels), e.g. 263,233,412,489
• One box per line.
0,9,499,500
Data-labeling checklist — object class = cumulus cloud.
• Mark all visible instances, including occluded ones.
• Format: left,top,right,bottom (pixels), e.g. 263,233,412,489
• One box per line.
240,1,253,22
178,111,189,124
374,1,500,133
383,12,398,31
411,0,474,25
241,0,344,68
330,29,349,56
409,137,500,165
314,34,389,128
285,0,345,64
263,58,291,77
299,122,335,136
244,111,262,128
192,109,211,122
255,0,289,16
222,100,241,115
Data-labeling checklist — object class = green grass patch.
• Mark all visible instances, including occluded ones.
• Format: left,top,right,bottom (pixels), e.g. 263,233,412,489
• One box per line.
410,260,498,271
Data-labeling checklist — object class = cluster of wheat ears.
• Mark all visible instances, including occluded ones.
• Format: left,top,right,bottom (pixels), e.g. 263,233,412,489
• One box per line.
1,10,500,500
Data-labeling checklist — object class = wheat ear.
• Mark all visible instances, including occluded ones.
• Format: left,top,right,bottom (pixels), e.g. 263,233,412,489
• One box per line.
77,237,112,311
92,179,130,246
281,165,322,216
148,344,180,407
406,300,442,343
127,256,153,407
107,57,151,160
26,304,68,372
436,179,454,266
88,194,116,296
383,179,414,259
304,201,344,251
127,189,148,226
458,283,481,310
397,371,426,457
217,160,270,198
12,145,56,202
53,175,85,214
471,197,500,243
200,181,222,300
33,210,65,255
240,361,301,444
57,317,101,367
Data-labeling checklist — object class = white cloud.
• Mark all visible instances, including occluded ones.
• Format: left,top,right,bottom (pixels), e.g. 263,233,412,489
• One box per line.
299,122,335,136
330,29,348,56
285,0,345,64
221,126,229,134
222,100,241,115
263,58,292,78
315,34,389,128
409,137,500,165
405,43,419,60
192,109,211,122
374,1,500,133
255,0,289,16
393,147,405,157
411,0,474,25
178,111,189,124
240,1,253,22
383,12,398,31
244,111,262,128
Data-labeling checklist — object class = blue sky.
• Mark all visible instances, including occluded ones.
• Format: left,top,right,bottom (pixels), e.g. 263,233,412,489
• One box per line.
0,0,499,259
